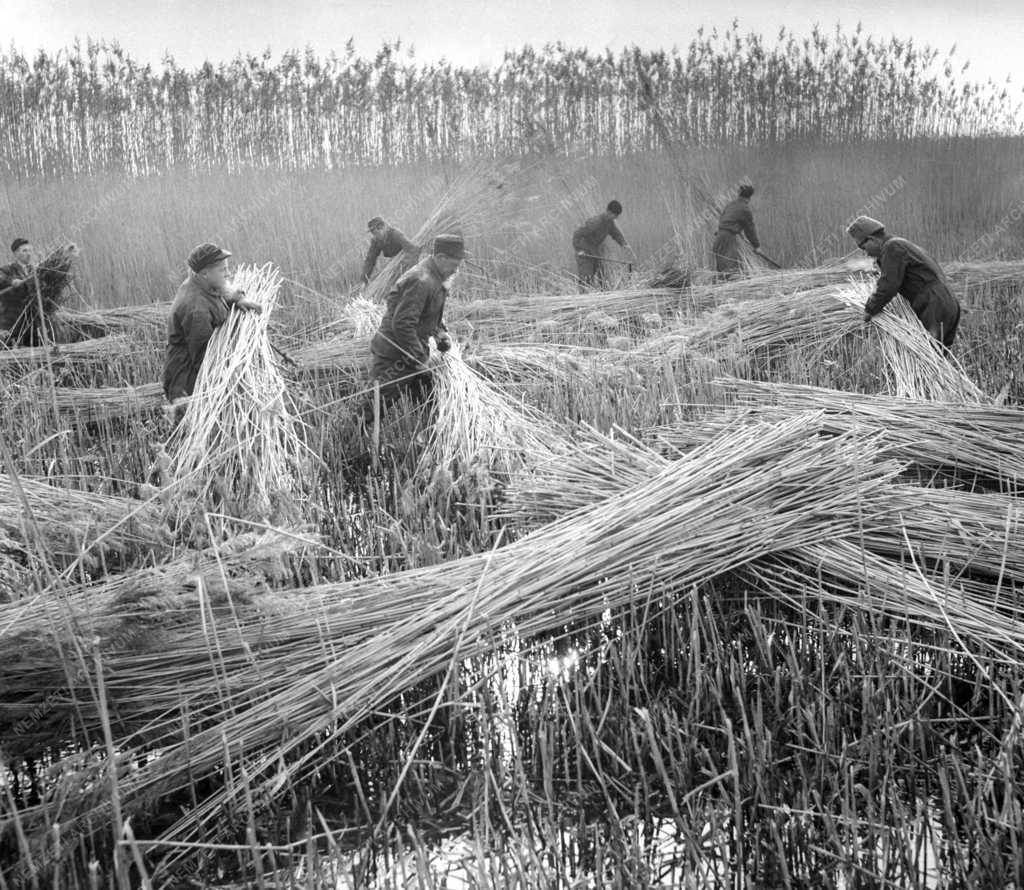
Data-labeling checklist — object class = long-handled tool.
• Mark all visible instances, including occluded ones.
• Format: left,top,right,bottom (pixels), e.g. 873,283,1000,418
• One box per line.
579,253,634,274
754,248,782,270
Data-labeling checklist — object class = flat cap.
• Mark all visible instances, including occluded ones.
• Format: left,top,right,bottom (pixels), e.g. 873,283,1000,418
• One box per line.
367,217,386,229
188,242,231,273
847,216,885,242
10,238,29,253
433,233,468,259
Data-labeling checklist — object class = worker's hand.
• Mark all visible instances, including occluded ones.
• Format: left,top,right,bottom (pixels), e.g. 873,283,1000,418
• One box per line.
863,311,873,324
576,250,586,257
436,333,453,353
10,278,23,287
236,298,263,314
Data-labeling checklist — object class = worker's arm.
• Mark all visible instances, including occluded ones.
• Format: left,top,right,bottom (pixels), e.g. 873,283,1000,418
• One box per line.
361,242,382,284
389,278,430,364
571,227,589,254
865,243,908,316
609,221,627,249
434,296,451,352
185,307,215,368
741,209,760,250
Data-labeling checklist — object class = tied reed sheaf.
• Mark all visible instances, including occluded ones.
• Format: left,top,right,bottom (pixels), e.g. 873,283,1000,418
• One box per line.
648,277,987,403
165,263,311,528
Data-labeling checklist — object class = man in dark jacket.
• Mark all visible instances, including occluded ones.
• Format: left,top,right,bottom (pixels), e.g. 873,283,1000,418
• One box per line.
713,184,760,279
572,200,633,291
369,233,465,405
162,243,262,410
847,216,961,348
362,217,420,287
0,238,35,340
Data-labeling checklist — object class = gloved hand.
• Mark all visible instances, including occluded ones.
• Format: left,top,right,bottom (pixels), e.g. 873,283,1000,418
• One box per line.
436,333,452,353
863,311,873,324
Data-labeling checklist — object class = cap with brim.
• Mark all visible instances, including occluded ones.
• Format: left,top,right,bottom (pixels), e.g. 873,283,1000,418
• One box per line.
367,217,385,229
188,242,232,273
433,234,468,259
10,238,29,253
847,216,885,242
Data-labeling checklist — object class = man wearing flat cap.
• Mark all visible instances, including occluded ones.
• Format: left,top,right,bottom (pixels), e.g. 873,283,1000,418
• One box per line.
847,216,960,348
361,217,419,289
713,184,760,279
368,233,465,406
573,200,634,291
0,238,35,291
0,238,36,341
162,243,263,413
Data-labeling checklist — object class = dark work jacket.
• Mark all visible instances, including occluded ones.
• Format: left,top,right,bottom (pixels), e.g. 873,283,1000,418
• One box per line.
572,212,626,253
865,236,957,317
716,198,759,249
370,257,448,367
162,272,233,400
362,227,419,283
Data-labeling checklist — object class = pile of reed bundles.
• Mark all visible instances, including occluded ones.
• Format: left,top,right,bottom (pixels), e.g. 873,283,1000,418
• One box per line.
10,413,1024,879
165,263,311,529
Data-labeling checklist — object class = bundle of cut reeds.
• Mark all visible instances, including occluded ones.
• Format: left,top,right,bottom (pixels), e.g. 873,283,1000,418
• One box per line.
647,278,986,403
420,339,565,481
0,474,169,571
670,378,1024,489
361,160,520,306
54,301,169,338
0,332,134,368
165,264,311,529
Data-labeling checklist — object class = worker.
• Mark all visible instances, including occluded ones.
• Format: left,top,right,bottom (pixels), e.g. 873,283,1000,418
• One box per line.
0,238,36,343
368,233,465,407
361,217,420,288
847,216,961,348
713,184,761,279
162,243,262,416
572,200,634,291
0,238,35,290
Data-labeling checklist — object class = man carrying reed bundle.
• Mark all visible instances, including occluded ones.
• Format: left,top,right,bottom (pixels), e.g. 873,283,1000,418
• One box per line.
367,233,465,407
361,216,420,289
848,216,961,348
712,184,760,279
573,200,634,291
0,238,35,341
162,243,262,419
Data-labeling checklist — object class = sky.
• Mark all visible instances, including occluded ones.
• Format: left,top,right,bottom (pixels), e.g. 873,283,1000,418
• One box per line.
6,0,1024,86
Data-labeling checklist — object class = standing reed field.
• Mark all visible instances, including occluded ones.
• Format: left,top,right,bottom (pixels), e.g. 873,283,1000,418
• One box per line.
0,28,1021,175
3,29,1024,889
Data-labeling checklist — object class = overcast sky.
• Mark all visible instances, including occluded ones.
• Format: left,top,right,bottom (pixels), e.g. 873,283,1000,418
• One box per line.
8,0,1024,86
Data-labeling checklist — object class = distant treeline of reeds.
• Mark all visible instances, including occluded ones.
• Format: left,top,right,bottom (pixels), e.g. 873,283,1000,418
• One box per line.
0,24,1021,176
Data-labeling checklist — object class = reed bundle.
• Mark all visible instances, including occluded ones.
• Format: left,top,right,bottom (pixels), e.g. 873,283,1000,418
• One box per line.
55,301,169,338
420,340,565,480
363,161,520,305
508,420,1024,645
647,278,986,402
832,280,985,403
37,381,163,419
12,417,914,863
0,474,168,571
660,378,1024,490
0,332,134,369
165,264,310,528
